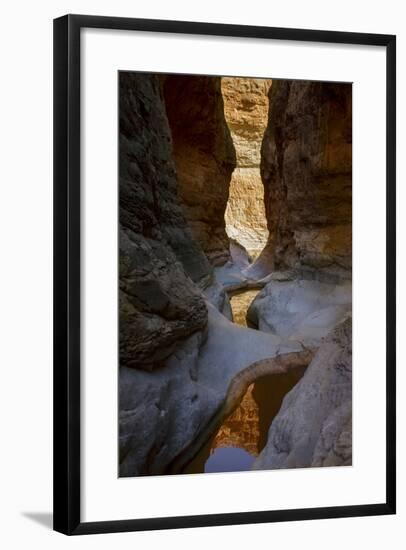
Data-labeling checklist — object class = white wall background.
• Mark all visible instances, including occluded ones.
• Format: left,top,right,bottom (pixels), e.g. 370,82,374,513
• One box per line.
0,0,404,547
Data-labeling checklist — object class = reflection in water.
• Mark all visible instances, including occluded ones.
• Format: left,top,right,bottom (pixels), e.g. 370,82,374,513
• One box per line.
184,371,305,474
213,384,259,456
183,289,306,475
229,289,260,326
205,447,255,473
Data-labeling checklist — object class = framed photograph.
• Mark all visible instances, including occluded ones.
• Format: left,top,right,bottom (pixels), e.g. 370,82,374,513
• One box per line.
53,14,396,535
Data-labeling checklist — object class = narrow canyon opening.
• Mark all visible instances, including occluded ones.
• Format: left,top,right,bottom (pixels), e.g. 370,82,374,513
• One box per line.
222,77,271,262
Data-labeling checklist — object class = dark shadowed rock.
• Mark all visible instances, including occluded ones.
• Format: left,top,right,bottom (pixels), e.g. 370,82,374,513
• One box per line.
260,80,352,277
119,73,212,371
163,75,236,266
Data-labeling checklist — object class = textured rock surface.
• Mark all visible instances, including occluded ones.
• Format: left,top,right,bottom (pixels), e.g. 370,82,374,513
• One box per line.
253,317,352,470
260,80,352,276
247,271,352,347
119,73,212,371
163,76,236,266
222,78,272,257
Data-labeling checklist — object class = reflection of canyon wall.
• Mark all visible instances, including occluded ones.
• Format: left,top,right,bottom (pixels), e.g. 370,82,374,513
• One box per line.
212,386,260,455
222,78,272,258
212,367,306,457
163,76,236,266
119,73,211,371
260,80,352,276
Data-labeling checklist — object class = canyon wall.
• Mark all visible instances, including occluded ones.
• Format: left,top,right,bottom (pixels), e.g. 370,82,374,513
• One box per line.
249,80,353,470
163,76,236,266
260,80,352,276
119,73,211,371
222,78,272,258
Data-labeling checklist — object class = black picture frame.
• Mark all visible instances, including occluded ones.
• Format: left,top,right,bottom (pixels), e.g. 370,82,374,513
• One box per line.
53,14,396,535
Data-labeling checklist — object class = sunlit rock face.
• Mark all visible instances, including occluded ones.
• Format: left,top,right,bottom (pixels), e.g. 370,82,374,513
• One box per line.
261,80,352,277
222,78,272,258
163,76,236,266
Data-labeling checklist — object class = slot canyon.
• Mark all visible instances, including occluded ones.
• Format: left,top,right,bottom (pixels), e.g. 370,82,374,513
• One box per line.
119,72,352,476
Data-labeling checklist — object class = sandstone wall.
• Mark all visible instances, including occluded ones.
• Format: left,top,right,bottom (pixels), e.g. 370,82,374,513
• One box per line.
222,78,272,258
163,76,236,266
119,73,211,371
260,80,352,275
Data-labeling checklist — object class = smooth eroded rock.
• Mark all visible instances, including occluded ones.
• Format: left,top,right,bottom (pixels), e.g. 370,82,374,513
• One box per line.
119,73,212,371
252,317,352,470
247,272,352,347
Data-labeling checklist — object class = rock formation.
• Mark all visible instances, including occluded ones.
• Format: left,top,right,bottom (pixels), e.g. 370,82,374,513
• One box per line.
260,79,352,276
253,317,352,469
247,270,352,347
246,80,353,471
210,365,306,458
230,289,261,326
163,76,236,266
119,73,212,372
121,304,301,476
222,78,272,258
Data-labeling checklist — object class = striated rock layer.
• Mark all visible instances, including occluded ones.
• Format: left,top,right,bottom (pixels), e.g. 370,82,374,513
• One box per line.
163,76,236,266
260,79,352,276
222,78,272,258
